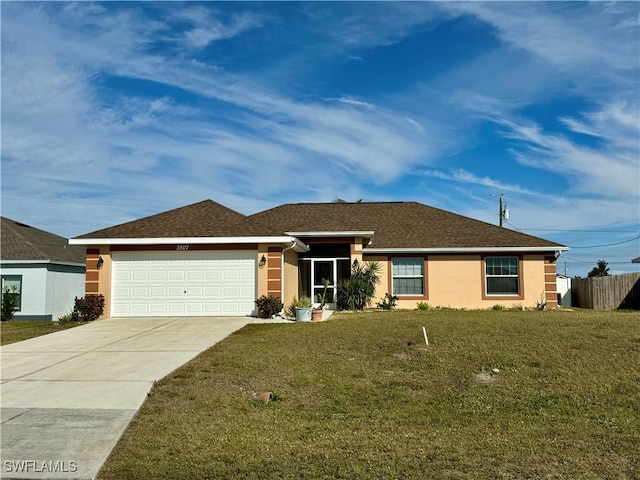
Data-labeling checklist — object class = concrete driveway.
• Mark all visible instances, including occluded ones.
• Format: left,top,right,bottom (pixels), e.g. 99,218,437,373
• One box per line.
0,316,255,479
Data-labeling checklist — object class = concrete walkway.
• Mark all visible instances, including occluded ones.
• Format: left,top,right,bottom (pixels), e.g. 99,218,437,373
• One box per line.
0,317,259,479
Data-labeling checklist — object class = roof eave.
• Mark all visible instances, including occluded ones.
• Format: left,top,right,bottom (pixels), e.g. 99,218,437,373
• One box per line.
68,236,310,252
0,259,86,267
285,231,375,239
364,246,569,254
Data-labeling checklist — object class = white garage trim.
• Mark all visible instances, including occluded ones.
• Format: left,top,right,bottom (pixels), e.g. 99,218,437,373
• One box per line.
112,251,256,317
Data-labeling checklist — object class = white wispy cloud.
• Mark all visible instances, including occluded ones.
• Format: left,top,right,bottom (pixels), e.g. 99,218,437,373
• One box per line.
417,169,536,196
175,7,263,48
1,3,452,235
497,108,639,201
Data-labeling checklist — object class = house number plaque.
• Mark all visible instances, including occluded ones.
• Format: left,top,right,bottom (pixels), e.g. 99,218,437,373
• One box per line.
176,245,190,251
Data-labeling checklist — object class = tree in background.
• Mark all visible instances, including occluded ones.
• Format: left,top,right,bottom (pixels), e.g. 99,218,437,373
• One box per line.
587,260,610,278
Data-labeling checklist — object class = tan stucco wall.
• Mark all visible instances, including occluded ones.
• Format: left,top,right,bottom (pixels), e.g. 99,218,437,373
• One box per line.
91,246,112,319
365,253,552,310
257,244,271,299
283,248,299,308
351,237,364,264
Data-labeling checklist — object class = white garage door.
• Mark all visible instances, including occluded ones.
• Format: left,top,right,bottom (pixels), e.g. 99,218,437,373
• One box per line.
112,251,256,317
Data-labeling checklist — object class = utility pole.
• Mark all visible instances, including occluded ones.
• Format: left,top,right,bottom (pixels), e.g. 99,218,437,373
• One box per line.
499,194,509,227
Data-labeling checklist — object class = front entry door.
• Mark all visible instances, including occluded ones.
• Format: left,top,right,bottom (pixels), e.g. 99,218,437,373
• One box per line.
298,258,351,308
312,260,335,306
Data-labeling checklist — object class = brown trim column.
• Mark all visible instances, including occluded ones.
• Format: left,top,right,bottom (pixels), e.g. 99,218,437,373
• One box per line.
84,248,100,295
544,256,558,309
267,247,282,299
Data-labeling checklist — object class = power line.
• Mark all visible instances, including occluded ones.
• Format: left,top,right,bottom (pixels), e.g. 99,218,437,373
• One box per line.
568,235,640,249
511,228,639,233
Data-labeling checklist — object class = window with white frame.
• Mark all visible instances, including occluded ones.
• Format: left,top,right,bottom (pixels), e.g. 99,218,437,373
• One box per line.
392,258,424,295
1,275,22,311
485,257,519,295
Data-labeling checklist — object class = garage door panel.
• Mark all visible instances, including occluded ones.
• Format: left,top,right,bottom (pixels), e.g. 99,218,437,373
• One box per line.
241,285,255,296
224,270,240,281
149,286,167,297
187,270,204,281
205,270,221,281
168,271,185,281
113,287,130,298
131,304,149,315
114,271,131,282
150,271,167,281
131,287,149,298
112,251,257,317
149,303,167,314
168,303,185,314
186,286,203,296
186,303,204,313
132,271,149,281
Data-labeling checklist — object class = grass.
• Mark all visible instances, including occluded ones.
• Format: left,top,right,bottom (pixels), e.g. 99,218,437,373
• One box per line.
99,309,640,479
0,320,86,345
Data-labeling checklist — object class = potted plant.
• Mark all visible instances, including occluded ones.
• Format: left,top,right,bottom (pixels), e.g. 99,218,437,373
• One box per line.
291,296,312,322
311,278,330,322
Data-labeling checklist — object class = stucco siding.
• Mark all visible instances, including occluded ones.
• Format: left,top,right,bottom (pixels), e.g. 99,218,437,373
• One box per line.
283,248,298,307
364,253,554,310
1,263,84,320
46,264,86,319
2,265,48,318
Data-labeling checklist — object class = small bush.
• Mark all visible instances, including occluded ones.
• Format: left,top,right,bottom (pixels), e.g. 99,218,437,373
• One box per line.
255,295,283,319
1,286,20,321
417,301,431,311
57,313,74,323
286,296,312,317
492,304,505,311
71,294,105,321
377,293,398,310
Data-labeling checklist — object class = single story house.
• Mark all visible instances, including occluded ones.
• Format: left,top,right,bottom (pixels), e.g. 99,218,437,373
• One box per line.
69,199,568,318
1,217,86,320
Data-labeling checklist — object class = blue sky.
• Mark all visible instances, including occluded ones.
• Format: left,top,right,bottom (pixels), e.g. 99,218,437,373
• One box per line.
1,1,639,277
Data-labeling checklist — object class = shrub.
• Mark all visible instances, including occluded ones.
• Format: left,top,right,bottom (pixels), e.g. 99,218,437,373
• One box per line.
255,295,283,319
377,293,398,310
286,296,312,317
336,260,381,311
417,301,431,311
57,313,73,323
492,304,505,311
1,286,19,321
71,294,105,321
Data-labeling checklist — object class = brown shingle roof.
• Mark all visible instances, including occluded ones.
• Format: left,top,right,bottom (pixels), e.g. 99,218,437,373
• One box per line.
1,217,85,264
250,201,565,250
76,199,281,239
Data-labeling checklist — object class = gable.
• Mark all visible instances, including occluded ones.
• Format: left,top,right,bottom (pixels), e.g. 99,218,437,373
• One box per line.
75,199,282,239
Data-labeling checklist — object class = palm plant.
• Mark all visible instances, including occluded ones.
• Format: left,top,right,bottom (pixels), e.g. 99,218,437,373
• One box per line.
336,260,381,310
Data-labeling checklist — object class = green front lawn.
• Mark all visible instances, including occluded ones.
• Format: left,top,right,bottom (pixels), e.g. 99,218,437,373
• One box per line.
100,309,640,479
0,320,86,345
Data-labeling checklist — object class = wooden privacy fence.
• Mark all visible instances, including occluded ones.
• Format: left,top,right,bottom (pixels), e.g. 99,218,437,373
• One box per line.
571,272,640,310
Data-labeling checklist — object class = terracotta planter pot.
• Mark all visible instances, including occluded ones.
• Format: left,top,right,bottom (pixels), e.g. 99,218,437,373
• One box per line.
311,309,323,322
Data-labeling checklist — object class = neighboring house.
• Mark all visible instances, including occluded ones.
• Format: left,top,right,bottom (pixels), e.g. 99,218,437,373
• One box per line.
1,217,86,320
556,274,572,307
69,199,568,318
632,257,640,264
